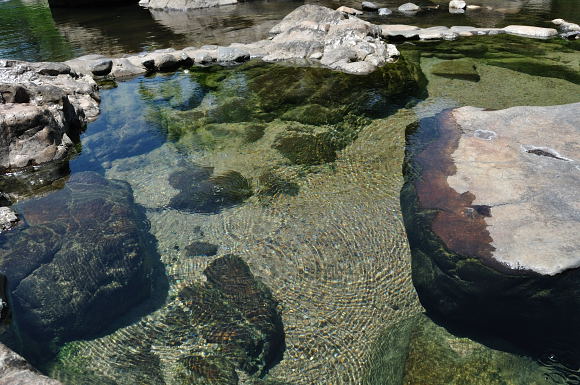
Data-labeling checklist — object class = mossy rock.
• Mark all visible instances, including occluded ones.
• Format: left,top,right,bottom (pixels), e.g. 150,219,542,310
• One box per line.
169,167,253,213
363,314,552,385
257,171,299,197
431,59,480,82
272,131,337,165
281,104,343,125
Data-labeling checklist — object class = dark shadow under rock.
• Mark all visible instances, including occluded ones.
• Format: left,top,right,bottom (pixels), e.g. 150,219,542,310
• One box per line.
169,167,253,213
0,172,167,363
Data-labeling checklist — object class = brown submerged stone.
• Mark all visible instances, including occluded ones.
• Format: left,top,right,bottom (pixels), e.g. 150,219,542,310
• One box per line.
413,110,495,262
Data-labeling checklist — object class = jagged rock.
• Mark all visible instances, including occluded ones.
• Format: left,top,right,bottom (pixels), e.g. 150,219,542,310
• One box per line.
552,18,580,32
0,60,99,174
0,172,163,359
401,102,580,365
265,5,399,74
503,25,558,38
0,343,63,385
0,208,17,233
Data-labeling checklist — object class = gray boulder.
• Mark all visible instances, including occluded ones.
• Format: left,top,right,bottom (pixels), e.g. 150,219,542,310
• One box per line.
0,208,17,233
142,0,237,10
216,47,250,62
378,7,392,15
264,5,399,74
503,25,558,38
398,2,419,12
0,343,62,385
401,102,580,366
449,0,466,9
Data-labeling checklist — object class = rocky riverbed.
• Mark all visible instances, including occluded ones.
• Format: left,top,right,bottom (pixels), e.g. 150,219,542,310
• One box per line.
0,1,579,384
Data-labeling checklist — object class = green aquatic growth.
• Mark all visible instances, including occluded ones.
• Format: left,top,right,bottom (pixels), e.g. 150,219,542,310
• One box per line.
401,35,580,85
142,60,425,169
363,314,553,385
0,0,74,61
430,59,480,82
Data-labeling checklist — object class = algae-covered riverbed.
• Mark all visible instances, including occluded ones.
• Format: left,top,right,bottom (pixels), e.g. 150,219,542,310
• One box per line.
0,0,579,384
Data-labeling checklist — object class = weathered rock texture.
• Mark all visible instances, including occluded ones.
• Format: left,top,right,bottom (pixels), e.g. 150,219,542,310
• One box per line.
401,103,580,365
0,343,63,385
0,172,162,359
0,60,99,172
139,0,236,10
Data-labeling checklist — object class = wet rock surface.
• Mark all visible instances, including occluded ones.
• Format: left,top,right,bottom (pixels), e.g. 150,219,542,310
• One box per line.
0,172,163,359
0,343,63,385
401,103,580,365
50,254,285,385
0,60,98,172
0,60,100,200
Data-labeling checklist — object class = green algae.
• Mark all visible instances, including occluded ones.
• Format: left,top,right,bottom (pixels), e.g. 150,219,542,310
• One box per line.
363,314,553,385
430,59,480,82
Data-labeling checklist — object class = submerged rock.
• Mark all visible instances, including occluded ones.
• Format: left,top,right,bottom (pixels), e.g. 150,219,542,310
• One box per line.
0,172,163,359
50,255,284,385
401,103,580,365
430,59,480,81
185,241,219,256
364,314,552,385
0,343,63,385
169,167,253,213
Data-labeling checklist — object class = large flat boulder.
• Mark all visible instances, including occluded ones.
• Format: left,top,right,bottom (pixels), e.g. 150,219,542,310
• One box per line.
401,103,580,365
0,172,163,359
139,0,237,10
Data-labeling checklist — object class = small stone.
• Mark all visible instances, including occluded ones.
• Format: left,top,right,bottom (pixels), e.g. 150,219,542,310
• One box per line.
336,6,363,15
185,241,219,257
398,2,419,12
362,1,379,11
378,7,392,15
449,0,466,9
466,4,481,9
89,59,113,76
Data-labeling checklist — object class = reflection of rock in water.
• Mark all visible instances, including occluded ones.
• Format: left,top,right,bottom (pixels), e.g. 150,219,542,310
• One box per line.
50,254,285,385
0,172,166,362
0,161,70,202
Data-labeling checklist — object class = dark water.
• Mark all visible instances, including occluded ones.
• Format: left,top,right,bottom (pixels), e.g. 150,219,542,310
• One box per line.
0,0,579,62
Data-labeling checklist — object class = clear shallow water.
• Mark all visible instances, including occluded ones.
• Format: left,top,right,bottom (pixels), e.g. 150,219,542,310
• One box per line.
0,0,580,384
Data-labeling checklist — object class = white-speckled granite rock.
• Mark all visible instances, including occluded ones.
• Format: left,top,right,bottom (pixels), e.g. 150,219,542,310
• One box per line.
0,343,62,385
